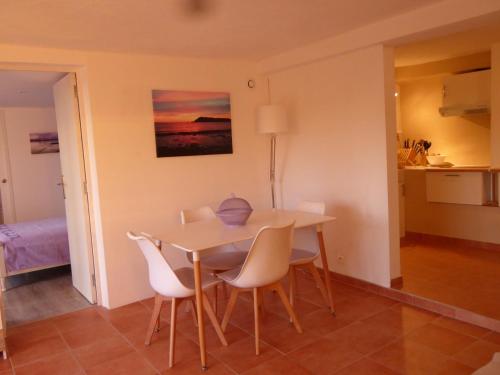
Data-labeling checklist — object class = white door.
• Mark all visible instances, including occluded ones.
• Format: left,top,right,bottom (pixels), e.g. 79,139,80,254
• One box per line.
53,73,96,303
0,111,16,224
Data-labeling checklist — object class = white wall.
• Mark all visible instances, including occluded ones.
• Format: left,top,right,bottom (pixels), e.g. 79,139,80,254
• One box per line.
0,46,269,308
384,48,401,282
0,107,65,222
84,54,269,307
267,45,398,287
2,0,499,306
0,43,401,307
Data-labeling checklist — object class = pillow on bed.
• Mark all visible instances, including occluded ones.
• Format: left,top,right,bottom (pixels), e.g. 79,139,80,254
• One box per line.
0,224,20,241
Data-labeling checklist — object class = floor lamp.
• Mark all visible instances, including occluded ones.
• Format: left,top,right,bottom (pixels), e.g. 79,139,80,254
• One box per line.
256,104,288,209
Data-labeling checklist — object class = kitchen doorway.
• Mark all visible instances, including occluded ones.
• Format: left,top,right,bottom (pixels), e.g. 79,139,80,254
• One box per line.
391,25,500,324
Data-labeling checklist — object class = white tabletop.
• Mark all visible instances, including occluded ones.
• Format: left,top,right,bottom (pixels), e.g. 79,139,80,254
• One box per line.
159,209,336,252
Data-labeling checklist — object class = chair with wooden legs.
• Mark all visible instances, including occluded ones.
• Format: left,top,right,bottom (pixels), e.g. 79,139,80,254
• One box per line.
288,201,332,311
134,232,198,335
217,222,302,355
181,206,248,314
127,231,228,368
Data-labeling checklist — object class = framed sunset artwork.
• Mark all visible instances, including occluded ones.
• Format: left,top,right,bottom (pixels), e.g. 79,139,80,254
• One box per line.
29,132,59,154
152,90,233,157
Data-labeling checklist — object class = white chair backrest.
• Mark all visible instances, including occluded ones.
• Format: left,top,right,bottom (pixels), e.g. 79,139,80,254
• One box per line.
230,221,295,288
297,201,326,215
140,232,162,248
127,231,192,298
181,206,216,224
180,205,236,257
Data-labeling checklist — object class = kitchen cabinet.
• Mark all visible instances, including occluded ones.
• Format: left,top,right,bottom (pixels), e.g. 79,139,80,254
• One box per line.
426,171,485,205
439,70,490,116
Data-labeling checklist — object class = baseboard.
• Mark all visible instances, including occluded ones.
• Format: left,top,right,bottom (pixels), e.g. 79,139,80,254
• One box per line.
403,231,500,252
399,235,413,247
309,268,500,333
390,276,403,289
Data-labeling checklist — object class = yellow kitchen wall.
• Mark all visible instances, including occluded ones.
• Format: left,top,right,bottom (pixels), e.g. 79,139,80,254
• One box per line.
400,54,500,244
396,52,491,81
405,169,500,244
399,75,491,166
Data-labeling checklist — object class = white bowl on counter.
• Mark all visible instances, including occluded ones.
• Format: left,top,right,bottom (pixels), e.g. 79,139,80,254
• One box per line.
427,155,447,166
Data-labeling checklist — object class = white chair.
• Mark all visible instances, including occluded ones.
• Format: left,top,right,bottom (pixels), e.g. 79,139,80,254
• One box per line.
180,206,248,271
181,206,248,313
289,201,331,310
139,231,162,248
127,231,227,368
217,222,302,355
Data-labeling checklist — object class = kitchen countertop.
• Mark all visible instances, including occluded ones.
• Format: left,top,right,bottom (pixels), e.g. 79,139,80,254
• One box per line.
404,166,492,172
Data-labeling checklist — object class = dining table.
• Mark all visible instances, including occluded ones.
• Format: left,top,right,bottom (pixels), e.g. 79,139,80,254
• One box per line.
158,208,336,370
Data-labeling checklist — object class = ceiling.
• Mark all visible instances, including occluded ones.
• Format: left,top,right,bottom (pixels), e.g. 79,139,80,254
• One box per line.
395,23,500,67
0,71,65,107
0,0,442,60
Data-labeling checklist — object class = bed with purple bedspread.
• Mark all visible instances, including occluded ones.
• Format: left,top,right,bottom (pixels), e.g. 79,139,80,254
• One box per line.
0,217,70,274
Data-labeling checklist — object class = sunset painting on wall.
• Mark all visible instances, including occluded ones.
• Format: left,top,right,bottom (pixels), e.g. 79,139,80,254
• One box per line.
152,90,233,157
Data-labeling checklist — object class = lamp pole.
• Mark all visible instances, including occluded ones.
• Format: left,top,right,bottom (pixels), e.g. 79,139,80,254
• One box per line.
256,101,286,210
270,134,277,209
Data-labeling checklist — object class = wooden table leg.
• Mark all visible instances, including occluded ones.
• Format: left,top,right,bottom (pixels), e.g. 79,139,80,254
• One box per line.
316,225,335,314
193,252,207,370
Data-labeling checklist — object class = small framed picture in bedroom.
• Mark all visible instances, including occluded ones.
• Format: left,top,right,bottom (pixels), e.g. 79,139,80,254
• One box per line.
152,90,233,157
29,132,60,154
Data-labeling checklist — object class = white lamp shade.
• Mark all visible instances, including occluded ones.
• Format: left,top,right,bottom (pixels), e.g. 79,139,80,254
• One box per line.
256,104,288,134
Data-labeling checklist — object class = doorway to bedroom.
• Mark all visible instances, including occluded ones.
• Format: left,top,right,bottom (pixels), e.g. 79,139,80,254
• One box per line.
0,70,96,326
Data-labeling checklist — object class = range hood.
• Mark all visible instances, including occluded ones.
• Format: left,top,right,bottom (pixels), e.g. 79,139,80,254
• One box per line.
439,104,490,117
439,69,490,117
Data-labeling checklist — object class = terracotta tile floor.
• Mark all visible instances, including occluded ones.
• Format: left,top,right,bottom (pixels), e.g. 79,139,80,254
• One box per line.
399,239,500,320
3,272,499,374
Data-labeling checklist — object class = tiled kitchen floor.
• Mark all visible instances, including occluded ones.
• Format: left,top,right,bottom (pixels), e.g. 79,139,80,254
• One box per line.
399,237,500,320
2,272,500,375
